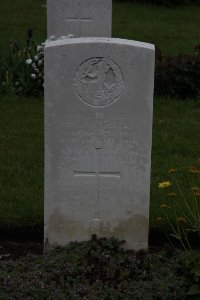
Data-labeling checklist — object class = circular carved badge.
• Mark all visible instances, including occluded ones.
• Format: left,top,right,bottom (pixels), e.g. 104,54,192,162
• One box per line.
74,57,124,107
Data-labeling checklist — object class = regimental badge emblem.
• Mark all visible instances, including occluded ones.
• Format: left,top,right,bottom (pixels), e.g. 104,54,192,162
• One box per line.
74,57,124,107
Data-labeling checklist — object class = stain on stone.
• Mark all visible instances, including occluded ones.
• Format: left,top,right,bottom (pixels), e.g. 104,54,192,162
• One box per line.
112,214,149,249
48,208,88,243
89,218,112,237
47,209,148,250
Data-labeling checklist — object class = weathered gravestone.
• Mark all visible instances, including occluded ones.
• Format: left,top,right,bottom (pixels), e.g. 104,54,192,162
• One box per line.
44,37,155,250
47,0,112,38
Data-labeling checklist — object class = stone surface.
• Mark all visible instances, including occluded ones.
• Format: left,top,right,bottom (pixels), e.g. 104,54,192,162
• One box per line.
44,37,155,250
47,0,112,38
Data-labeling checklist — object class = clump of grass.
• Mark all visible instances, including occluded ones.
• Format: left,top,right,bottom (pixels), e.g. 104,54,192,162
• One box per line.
0,39,44,97
156,161,200,251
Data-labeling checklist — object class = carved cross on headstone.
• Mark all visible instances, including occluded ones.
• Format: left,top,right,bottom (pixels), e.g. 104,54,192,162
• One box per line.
47,0,112,38
74,148,120,218
66,14,92,37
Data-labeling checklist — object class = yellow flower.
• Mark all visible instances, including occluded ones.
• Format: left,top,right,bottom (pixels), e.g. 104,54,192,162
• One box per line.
156,217,162,223
191,186,199,192
168,192,176,197
177,217,186,224
189,169,200,174
188,166,200,174
190,166,198,170
160,204,168,208
158,181,172,189
194,192,200,197
168,168,177,173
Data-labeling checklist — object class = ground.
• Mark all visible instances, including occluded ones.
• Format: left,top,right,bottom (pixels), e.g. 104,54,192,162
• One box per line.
0,240,43,260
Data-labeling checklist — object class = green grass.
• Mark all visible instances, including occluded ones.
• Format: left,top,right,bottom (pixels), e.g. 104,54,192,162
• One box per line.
113,2,200,55
150,98,200,230
0,0,200,55
0,96,199,234
0,96,43,229
0,0,46,55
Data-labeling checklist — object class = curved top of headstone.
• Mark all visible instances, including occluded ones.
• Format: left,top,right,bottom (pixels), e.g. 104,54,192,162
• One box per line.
45,37,155,51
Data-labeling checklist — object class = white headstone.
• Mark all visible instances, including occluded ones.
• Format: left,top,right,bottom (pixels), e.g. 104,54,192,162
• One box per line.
47,0,112,38
44,37,155,250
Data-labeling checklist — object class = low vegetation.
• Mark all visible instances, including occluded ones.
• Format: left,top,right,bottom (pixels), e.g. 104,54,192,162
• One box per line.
1,237,198,300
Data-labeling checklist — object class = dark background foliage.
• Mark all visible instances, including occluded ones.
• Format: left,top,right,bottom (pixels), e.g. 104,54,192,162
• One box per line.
154,45,200,99
114,0,200,6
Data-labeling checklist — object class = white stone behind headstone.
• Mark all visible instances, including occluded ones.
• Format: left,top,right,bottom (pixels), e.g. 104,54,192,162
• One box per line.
44,37,155,250
47,0,112,38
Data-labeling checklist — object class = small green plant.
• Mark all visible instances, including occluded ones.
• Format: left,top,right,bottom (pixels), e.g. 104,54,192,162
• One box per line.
180,254,200,298
0,34,44,97
157,161,200,252
157,172,200,298
25,42,44,95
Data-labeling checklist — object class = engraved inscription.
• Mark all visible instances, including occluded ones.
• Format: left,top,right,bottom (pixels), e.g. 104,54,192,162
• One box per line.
74,57,124,107
66,1,92,23
67,18,92,22
96,112,104,119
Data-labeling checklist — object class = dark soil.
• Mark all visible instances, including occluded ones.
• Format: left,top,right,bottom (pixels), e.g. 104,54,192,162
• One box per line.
0,227,199,261
0,233,199,261
0,228,176,261
0,241,43,260
0,240,161,261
